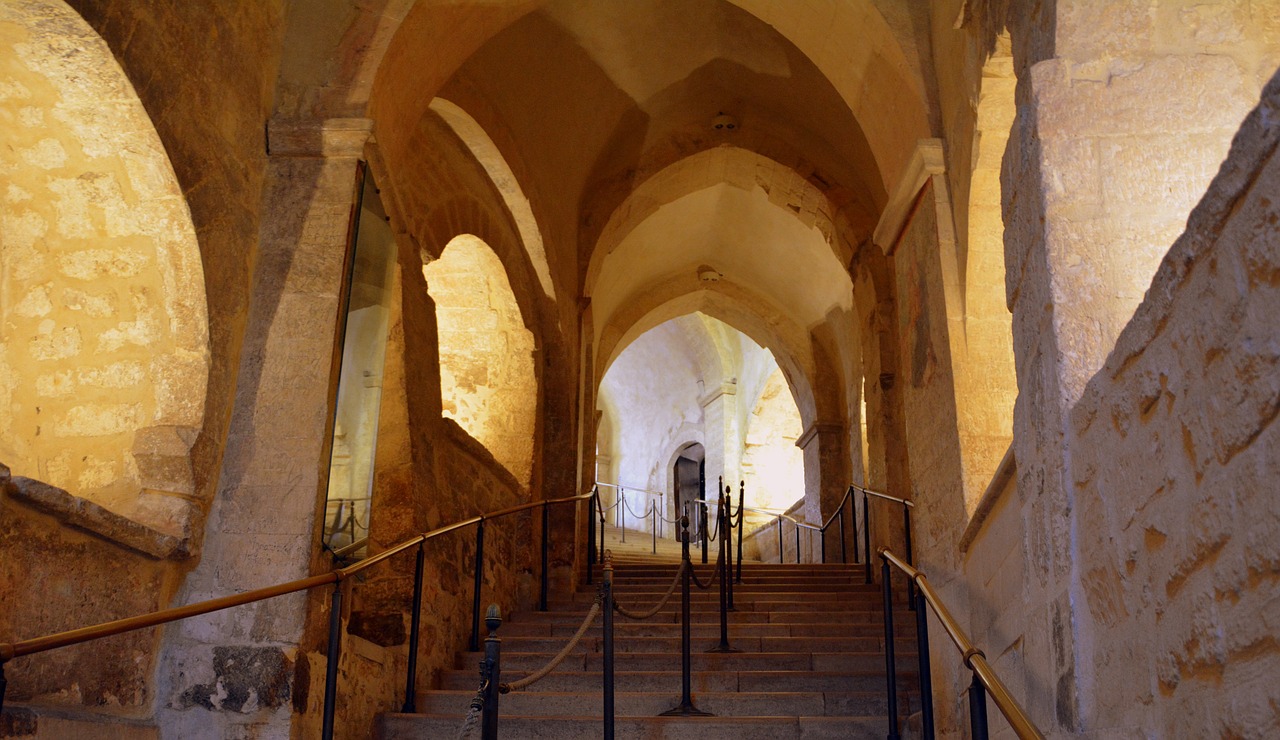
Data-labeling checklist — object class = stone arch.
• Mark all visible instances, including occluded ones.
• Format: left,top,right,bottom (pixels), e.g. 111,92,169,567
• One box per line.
356,0,929,207
0,0,208,535
424,234,536,486
428,97,556,302
598,280,825,431
584,147,857,297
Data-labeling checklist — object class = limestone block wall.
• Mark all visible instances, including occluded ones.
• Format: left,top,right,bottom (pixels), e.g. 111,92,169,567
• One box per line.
1066,74,1280,738
0,0,208,534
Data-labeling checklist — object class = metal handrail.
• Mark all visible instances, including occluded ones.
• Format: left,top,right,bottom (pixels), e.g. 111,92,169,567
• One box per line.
880,548,1043,740
0,490,594,671
594,481,665,498
855,483,913,507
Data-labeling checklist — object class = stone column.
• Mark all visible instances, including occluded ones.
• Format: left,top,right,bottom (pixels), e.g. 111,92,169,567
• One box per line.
796,421,846,561
154,118,371,739
699,379,738,533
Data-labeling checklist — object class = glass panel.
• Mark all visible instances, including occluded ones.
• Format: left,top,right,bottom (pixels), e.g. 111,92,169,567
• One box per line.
322,170,395,559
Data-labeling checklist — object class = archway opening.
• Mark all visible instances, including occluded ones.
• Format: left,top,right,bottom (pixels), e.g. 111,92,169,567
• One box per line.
424,234,536,486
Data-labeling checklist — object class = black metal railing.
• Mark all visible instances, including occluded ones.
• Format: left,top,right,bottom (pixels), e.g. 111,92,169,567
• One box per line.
0,489,602,739
879,548,1043,740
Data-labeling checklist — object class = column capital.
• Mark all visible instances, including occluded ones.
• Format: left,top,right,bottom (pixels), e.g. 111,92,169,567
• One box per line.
795,422,843,450
266,117,373,158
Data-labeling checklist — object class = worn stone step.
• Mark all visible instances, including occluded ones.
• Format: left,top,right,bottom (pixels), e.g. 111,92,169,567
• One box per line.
377,713,888,739
459,650,918,673
413,689,901,717
502,621,904,639
438,668,918,694
519,609,919,626
495,634,917,654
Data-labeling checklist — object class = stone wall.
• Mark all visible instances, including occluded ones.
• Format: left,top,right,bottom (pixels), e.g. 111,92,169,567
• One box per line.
1067,73,1280,738
0,0,208,536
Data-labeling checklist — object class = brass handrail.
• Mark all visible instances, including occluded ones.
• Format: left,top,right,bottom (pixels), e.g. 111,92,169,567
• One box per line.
856,484,914,507
0,491,594,664
880,548,1044,740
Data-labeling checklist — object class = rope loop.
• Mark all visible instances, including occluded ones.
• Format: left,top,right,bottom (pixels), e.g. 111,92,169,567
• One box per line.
613,561,687,619
501,594,603,693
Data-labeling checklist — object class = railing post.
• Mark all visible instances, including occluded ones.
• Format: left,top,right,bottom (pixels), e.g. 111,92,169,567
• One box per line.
776,516,783,564
851,488,860,565
735,481,745,584
402,543,425,712
793,520,800,564
880,557,901,740
820,527,826,565
863,492,872,584
602,553,615,740
968,673,989,740
599,495,606,570
540,502,550,611
722,484,735,611
321,581,343,740
838,498,847,565
470,518,485,652
0,662,6,714
651,500,657,555
660,516,713,717
700,500,708,564
904,503,916,611
480,604,502,740
915,584,936,740
619,488,626,543
708,494,739,653
587,490,597,586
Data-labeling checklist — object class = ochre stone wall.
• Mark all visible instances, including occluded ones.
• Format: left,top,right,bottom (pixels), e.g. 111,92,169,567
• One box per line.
1067,74,1280,737
0,0,207,532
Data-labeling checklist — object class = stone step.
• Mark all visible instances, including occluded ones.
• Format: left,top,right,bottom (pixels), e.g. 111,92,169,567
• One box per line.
494,634,918,654
459,650,918,673
413,689,903,717
501,621,909,639
520,609,918,626
438,668,918,694
377,713,889,739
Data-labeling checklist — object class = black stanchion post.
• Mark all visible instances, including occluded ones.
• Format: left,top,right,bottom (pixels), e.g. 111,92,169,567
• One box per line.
915,584,935,739
736,481,745,584
851,488,860,565
402,543,425,712
321,582,343,740
540,503,550,611
470,519,485,652
620,488,626,543
969,673,989,740
603,553,615,740
700,500,708,564
708,494,740,653
660,516,713,716
724,484,735,611
651,500,657,555
776,516,783,564
881,557,901,740
480,605,502,740
0,663,7,714
793,520,800,564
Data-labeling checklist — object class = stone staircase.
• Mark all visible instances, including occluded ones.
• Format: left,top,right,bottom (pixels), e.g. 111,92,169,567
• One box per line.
378,526,918,738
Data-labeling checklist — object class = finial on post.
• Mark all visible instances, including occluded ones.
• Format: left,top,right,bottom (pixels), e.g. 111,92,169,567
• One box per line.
485,604,502,634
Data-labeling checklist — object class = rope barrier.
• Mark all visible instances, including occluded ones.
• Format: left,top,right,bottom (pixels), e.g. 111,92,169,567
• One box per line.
501,595,602,693
620,495,651,521
613,561,687,620
690,549,723,591
455,679,487,739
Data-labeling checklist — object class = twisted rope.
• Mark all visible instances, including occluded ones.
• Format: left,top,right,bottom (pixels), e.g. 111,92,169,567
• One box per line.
455,680,487,740
621,495,651,520
690,548,724,591
501,596,602,693
613,561,687,620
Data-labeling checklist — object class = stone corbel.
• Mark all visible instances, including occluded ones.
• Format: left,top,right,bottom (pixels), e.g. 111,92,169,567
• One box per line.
872,139,946,255
266,117,373,158
699,380,737,408
794,422,843,450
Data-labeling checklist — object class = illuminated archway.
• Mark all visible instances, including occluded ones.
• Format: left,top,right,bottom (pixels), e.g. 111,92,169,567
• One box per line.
0,0,208,534
425,234,536,485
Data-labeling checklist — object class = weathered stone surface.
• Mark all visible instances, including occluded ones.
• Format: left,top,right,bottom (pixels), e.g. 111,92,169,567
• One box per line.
6,475,185,559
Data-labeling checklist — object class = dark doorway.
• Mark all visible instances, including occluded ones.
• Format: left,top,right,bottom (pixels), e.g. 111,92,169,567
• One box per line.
673,443,706,524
